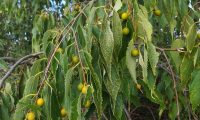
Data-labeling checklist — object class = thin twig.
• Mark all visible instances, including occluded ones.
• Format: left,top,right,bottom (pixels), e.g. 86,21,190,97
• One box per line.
124,106,132,120
157,47,180,120
157,63,180,79
183,90,191,120
155,47,185,52
102,113,109,120
0,57,17,62
35,1,92,97
72,29,87,84
0,52,43,88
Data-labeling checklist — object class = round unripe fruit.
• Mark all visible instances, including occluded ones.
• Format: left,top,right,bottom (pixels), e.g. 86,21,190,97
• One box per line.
131,49,139,57
84,100,91,108
77,83,84,91
26,111,35,120
122,27,130,35
81,85,88,94
36,98,44,107
74,4,80,11
60,108,67,117
56,48,63,53
153,9,161,16
121,12,129,20
197,33,200,39
136,84,141,90
72,55,79,64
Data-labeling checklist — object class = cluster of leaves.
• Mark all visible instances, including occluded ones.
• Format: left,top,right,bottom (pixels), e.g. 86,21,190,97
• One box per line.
1,0,200,120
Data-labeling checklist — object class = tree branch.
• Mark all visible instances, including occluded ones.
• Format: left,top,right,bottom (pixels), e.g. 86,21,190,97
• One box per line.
156,47,180,120
124,106,132,120
0,57,17,62
0,52,43,88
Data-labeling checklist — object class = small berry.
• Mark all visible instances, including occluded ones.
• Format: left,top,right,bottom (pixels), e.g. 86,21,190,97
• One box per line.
60,108,67,117
121,12,129,20
153,9,161,16
84,100,91,108
81,85,88,94
131,49,139,57
72,55,79,64
36,98,44,107
77,83,84,91
26,111,35,120
122,27,130,35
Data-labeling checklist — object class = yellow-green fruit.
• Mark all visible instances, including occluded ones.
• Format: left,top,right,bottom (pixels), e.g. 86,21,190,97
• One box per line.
197,33,200,39
153,9,161,16
84,100,91,108
122,27,130,35
60,108,67,117
56,48,63,53
121,12,129,20
26,111,35,120
36,98,44,107
77,83,84,91
81,85,88,94
136,84,141,90
74,4,80,11
131,49,139,57
72,55,79,64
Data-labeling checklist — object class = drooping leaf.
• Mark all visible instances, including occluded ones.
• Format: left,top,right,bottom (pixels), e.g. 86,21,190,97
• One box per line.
186,24,197,52
137,6,153,42
139,46,148,82
112,11,122,58
86,7,97,53
0,59,8,70
189,69,200,110
99,19,114,79
170,39,185,72
126,39,137,83
180,54,193,87
147,42,160,76
104,65,121,112
113,95,123,120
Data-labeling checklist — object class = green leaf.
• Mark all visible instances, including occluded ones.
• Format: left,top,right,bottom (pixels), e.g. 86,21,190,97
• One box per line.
86,7,97,53
137,6,153,42
100,19,114,79
147,42,160,76
113,95,123,119
182,15,194,34
186,24,197,52
92,73,102,119
64,68,74,119
104,65,121,112
0,59,8,70
189,69,200,110
13,96,32,120
23,58,45,96
180,54,193,87
112,11,122,58
0,92,11,120
126,39,137,83
170,39,185,72
77,94,82,120
113,0,122,12
168,101,178,120
139,46,148,82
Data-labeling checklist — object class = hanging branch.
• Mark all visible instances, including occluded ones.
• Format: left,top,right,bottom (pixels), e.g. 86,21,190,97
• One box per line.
0,52,43,88
156,47,180,120
72,29,87,84
35,1,92,97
